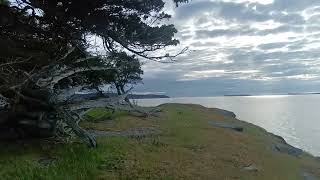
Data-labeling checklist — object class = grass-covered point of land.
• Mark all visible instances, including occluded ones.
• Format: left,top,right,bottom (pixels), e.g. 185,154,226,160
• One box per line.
0,104,319,180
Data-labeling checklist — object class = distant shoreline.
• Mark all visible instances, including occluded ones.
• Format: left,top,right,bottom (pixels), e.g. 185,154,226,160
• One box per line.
224,93,320,97
223,94,252,97
168,93,320,98
287,92,320,95
128,94,170,99
72,93,170,100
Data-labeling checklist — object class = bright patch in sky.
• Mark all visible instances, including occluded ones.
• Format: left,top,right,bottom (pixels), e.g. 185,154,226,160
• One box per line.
139,0,320,96
250,20,282,30
223,0,274,5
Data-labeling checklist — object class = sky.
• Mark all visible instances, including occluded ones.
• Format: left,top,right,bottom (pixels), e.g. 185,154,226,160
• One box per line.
135,0,320,97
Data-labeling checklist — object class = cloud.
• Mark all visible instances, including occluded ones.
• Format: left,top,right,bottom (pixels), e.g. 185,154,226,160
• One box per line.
139,0,320,96
257,42,288,50
181,69,261,81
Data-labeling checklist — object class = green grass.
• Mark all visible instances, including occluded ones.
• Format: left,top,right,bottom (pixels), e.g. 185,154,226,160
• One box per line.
0,137,131,180
82,108,128,122
0,104,319,179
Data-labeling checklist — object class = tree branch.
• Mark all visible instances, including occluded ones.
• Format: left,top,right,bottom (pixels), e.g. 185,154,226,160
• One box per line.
0,57,32,68
66,93,129,111
0,94,10,110
35,66,116,89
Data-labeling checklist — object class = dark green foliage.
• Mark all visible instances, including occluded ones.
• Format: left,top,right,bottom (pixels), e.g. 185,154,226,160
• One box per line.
1,0,186,89
3,0,186,58
0,0,188,142
110,52,143,94
57,52,143,92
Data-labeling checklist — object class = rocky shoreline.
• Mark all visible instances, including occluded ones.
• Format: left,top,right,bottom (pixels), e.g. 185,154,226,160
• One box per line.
210,109,303,156
210,108,318,180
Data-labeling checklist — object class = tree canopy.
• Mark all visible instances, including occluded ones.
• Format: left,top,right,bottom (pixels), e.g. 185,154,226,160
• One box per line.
0,0,188,146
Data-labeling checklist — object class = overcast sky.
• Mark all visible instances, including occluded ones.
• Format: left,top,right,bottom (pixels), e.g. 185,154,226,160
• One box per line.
136,0,320,97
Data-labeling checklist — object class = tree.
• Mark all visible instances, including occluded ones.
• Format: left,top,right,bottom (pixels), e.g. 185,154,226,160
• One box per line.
110,52,143,95
65,52,143,96
0,0,188,147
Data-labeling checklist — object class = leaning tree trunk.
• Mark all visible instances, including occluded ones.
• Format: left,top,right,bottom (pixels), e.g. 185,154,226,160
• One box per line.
0,85,135,147
116,85,122,95
0,55,157,147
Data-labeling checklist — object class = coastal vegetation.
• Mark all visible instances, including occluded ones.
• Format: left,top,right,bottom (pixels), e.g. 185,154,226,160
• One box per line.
0,0,187,146
1,1,320,179
0,104,319,179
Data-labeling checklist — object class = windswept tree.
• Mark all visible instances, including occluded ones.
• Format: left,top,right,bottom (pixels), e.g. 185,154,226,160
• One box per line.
69,52,143,96
110,52,143,95
0,0,188,146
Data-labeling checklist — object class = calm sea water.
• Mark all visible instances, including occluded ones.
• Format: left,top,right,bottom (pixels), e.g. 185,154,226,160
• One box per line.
136,95,320,156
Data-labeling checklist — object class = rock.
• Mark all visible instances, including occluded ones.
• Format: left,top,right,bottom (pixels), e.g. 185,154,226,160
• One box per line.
214,109,236,118
242,164,259,172
301,169,317,180
38,156,56,166
273,143,303,157
208,120,244,132
270,133,287,144
268,132,303,157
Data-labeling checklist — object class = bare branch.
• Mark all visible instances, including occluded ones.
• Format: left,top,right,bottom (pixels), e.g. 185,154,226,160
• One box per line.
57,47,76,62
35,66,116,89
58,108,97,147
54,86,86,103
66,93,129,111
0,57,32,68
73,57,98,64
0,94,10,110
109,37,188,62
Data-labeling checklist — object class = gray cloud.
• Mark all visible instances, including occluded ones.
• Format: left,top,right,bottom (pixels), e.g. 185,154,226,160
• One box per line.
139,0,320,96
257,42,288,50
266,0,319,11
257,25,304,35
195,27,255,38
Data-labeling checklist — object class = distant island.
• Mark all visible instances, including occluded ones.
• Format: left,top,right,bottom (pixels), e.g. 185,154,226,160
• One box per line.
288,92,320,95
224,94,252,97
128,94,170,99
224,93,320,97
72,92,169,100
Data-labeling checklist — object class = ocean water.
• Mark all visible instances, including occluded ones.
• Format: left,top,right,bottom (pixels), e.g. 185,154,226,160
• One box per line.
135,95,320,156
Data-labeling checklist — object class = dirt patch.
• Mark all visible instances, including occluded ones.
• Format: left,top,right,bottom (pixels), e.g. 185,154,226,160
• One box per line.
89,127,160,138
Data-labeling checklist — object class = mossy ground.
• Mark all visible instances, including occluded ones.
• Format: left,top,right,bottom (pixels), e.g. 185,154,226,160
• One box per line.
0,104,319,180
